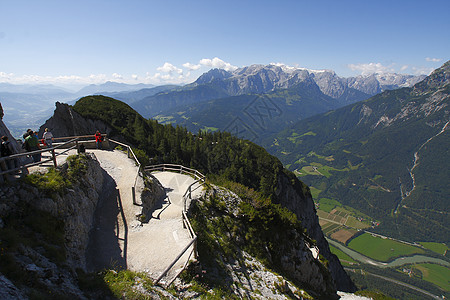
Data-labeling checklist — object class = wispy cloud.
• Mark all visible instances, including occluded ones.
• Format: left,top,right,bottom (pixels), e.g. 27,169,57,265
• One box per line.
400,65,409,71
425,57,442,62
347,62,395,75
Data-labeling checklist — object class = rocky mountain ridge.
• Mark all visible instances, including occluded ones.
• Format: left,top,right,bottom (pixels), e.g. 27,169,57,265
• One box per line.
192,64,425,101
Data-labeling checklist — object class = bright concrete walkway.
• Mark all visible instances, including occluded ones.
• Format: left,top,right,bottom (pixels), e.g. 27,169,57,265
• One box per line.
30,148,204,283
127,171,203,283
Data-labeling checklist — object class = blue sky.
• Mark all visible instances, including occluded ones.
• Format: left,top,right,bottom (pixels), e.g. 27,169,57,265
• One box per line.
1,0,449,89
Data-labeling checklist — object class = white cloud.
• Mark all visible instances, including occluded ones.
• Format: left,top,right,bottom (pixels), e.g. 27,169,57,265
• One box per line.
183,62,201,70
199,57,238,71
112,73,123,79
0,72,14,80
425,57,442,62
0,57,238,87
400,65,409,71
412,66,434,75
157,62,183,74
348,62,395,75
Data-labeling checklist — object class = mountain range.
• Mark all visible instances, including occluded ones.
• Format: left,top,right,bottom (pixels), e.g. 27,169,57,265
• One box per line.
142,64,424,143
1,65,423,140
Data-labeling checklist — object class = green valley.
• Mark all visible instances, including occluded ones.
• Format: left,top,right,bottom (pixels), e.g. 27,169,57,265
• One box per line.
265,61,450,244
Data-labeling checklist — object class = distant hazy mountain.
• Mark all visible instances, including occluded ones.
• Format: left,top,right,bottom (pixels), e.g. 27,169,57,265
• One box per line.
105,84,179,104
0,82,74,94
264,61,450,242
133,64,425,120
75,81,155,96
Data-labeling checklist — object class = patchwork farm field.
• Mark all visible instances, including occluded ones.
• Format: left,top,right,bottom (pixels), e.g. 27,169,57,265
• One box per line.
348,233,425,262
331,229,357,244
316,200,372,243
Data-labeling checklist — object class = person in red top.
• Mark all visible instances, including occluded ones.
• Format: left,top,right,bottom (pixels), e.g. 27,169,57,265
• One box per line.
95,130,103,149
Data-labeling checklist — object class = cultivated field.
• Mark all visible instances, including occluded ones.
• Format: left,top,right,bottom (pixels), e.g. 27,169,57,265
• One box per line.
413,263,450,291
331,229,357,244
419,242,449,255
347,233,425,262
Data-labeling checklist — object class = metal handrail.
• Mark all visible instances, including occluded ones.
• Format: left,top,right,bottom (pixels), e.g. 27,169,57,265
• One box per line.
107,139,142,205
0,137,80,176
144,164,205,182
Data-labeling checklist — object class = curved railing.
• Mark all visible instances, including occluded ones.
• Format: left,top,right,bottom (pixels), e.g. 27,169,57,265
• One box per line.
107,139,142,205
144,164,206,286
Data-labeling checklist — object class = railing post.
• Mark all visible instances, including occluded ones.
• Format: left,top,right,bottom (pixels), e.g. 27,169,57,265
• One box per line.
51,149,57,167
132,186,136,205
76,140,79,153
193,240,198,259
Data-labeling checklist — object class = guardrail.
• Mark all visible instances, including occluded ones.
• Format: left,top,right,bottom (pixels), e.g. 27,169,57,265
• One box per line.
144,164,204,181
108,139,142,205
145,163,205,286
0,137,81,178
144,164,205,211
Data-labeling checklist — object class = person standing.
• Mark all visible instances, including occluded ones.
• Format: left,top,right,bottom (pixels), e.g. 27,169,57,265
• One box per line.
95,130,103,150
42,128,54,148
25,129,42,162
1,136,17,169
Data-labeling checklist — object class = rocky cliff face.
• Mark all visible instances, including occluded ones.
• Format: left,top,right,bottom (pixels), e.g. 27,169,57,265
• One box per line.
274,171,356,292
37,102,113,139
0,154,104,298
187,185,339,299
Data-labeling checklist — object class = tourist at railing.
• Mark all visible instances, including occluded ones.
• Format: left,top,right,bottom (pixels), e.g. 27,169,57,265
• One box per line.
24,129,42,162
95,130,103,149
42,128,54,148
